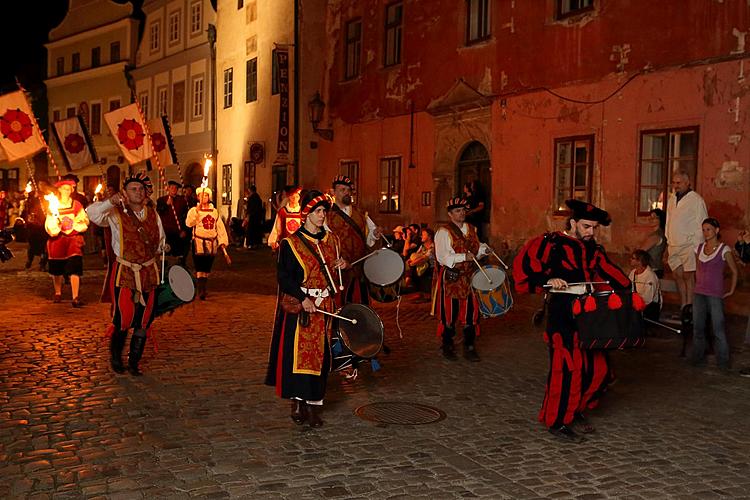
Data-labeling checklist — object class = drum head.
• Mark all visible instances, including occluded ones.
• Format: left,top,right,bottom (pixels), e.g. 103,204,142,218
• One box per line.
471,265,506,292
363,248,405,286
168,265,195,302
336,304,384,358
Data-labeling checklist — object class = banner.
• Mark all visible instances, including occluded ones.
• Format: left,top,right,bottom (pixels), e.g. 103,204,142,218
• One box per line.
146,115,178,168
52,116,97,171
0,91,46,162
276,48,289,161
103,103,150,165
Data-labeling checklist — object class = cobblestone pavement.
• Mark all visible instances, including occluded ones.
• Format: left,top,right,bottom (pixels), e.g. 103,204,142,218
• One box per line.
2,243,750,499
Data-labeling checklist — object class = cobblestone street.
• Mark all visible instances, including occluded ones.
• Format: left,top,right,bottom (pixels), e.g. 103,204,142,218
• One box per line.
2,244,750,499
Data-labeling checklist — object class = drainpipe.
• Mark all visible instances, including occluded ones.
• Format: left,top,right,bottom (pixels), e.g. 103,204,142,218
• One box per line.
293,0,300,185
207,23,219,213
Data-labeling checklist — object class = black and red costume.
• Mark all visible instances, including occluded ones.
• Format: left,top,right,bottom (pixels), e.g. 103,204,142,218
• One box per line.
513,231,630,430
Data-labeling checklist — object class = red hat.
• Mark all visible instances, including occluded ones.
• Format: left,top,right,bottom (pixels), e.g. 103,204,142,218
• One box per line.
123,171,154,196
332,175,353,188
55,179,76,188
300,190,332,222
446,197,468,211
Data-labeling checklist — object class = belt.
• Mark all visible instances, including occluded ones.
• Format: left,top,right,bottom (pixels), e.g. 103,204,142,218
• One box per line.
300,287,329,306
116,256,158,305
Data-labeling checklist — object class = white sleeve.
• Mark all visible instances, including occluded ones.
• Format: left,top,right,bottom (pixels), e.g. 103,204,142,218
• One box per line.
267,214,282,247
365,215,378,247
185,207,198,228
86,199,115,227
721,245,732,260
434,229,466,268
216,214,229,247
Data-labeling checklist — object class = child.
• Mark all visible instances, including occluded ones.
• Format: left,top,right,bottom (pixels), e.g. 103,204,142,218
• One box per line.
628,249,661,323
688,218,738,370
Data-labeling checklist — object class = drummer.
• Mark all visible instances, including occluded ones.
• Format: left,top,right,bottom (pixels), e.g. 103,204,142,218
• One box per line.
513,199,630,443
265,190,346,428
432,197,490,362
326,175,382,307
87,172,166,376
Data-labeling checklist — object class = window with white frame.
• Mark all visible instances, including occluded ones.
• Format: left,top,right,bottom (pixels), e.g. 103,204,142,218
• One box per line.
190,0,202,34
157,87,168,117
66,106,76,118
553,135,594,212
466,0,491,44
383,2,403,67
168,11,181,44
344,19,362,80
109,99,120,112
192,77,204,118
223,68,233,108
379,157,401,213
557,0,593,19
246,58,257,103
90,103,101,135
139,92,149,119
150,21,161,52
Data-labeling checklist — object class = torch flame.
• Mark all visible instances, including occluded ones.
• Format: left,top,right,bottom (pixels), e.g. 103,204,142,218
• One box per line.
24,182,32,194
44,193,60,217
201,155,212,188
95,183,102,195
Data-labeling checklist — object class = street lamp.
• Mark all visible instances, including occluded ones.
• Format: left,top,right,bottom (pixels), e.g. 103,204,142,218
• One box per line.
307,91,333,141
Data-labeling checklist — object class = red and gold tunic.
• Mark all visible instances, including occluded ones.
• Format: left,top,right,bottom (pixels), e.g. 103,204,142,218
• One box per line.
438,222,480,299
45,200,88,260
113,205,161,294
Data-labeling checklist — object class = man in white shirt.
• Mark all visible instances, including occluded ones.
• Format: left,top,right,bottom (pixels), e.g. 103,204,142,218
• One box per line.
432,197,489,361
665,171,707,314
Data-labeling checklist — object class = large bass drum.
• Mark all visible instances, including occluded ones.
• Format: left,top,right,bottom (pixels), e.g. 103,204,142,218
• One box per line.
363,248,404,303
331,303,384,371
155,265,195,317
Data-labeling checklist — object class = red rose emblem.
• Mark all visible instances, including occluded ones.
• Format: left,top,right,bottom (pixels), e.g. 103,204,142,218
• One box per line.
0,108,34,144
60,216,74,232
150,132,167,152
116,118,145,151
63,133,85,154
286,219,300,233
201,214,216,230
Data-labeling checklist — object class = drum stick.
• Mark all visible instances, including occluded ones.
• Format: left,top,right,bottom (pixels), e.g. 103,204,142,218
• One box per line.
472,257,492,284
317,309,357,324
542,281,609,288
160,247,165,284
315,241,337,291
350,249,379,267
380,233,392,248
335,242,344,291
644,317,681,334
491,250,509,270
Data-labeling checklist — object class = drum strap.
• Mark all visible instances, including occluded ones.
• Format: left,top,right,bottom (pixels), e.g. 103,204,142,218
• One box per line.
294,232,337,293
332,205,367,247
116,256,158,305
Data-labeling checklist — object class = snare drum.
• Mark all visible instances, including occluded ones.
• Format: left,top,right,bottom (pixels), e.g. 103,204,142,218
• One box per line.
155,265,195,317
471,265,513,318
574,291,645,349
363,248,404,286
367,281,401,303
331,303,384,371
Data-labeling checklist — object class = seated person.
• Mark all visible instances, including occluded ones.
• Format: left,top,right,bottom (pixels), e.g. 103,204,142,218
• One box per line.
628,249,662,323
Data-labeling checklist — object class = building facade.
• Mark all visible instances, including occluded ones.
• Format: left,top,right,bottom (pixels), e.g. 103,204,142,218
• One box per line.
45,0,139,196
312,0,750,251
130,0,216,193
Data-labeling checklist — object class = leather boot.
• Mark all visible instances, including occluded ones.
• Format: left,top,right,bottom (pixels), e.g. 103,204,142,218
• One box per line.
463,344,481,362
127,333,147,376
110,329,128,374
197,277,207,300
290,400,306,425
441,343,458,361
307,404,324,428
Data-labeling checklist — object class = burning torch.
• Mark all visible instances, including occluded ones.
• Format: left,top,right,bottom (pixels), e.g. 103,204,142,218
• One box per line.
44,193,60,219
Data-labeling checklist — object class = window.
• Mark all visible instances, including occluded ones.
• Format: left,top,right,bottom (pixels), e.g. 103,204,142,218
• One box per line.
379,157,401,213
223,68,233,108
157,87,168,117
139,92,149,119
169,11,181,44
109,99,120,112
222,164,232,206
173,81,185,122
344,19,362,80
638,127,698,214
553,135,594,212
91,46,101,67
246,58,257,103
52,109,61,122
66,106,76,118
190,0,202,34
237,0,244,9
192,77,204,118
72,52,80,72
150,21,161,52
557,0,593,19
383,2,403,67
56,57,64,76
466,0,491,44
246,1,257,23
90,103,101,135
110,41,120,63
340,161,359,201
271,49,279,95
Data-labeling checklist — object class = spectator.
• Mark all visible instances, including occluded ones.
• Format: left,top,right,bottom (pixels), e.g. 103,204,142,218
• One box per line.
0,190,8,230
688,218,737,371
665,170,708,315
389,226,405,255
640,208,667,278
628,249,661,323
735,229,750,264
464,181,487,242
244,185,265,249
406,228,435,303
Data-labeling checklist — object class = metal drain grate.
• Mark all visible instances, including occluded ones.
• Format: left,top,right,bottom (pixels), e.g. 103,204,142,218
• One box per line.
354,402,446,425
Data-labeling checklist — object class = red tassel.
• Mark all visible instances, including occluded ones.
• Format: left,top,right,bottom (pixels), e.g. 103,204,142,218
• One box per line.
632,292,646,311
608,292,623,310
584,295,597,312
572,299,582,316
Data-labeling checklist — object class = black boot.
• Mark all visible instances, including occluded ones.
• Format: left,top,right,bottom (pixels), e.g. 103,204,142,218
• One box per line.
307,404,324,428
127,333,147,376
110,329,128,374
463,326,480,361
290,400,306,425
197,277,207,300
441,327,457,361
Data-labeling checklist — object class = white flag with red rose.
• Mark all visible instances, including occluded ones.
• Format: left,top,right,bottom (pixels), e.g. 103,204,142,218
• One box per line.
52,116,97,171
146,115,177,167
103,103,150,165
0,90,46,162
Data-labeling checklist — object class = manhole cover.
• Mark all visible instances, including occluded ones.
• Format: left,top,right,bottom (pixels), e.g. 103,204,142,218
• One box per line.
354,402,446,425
